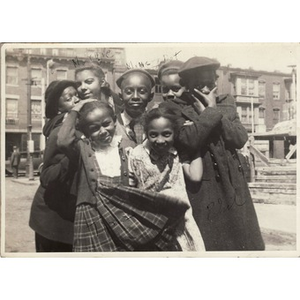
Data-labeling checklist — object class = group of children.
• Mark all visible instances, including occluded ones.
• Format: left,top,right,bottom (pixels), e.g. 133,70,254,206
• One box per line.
29,56,265,252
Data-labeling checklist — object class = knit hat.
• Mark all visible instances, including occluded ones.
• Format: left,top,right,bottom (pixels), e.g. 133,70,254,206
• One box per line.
45,80,77,119
116,69,155,89
157,60,184,80
178,57,220,78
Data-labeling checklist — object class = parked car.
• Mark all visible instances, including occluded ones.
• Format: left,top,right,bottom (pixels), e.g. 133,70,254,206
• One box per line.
5,151,43,176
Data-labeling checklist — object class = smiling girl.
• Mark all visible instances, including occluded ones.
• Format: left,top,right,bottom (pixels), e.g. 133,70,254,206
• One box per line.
75,63,124,113
128,107,205,251
57,101,190,252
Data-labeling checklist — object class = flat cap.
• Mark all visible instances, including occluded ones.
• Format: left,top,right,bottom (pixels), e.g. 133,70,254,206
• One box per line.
178,56,220,77
157,60,184,80
116,69,155,89
45,80,77,119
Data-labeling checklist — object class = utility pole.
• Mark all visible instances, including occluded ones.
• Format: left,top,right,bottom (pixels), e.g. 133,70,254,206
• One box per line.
26,53,34,180
288,65,297,119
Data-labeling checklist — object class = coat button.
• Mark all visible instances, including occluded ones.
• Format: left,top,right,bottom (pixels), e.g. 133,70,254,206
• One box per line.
121,155,125,161
123,171,127,176
210,152,214,158
238,165,242,172
213,162,218,169
215,174,221,181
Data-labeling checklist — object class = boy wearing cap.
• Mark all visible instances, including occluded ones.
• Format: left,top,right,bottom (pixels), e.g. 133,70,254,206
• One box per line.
177,56,264,251
158,60,223,160
115,69,155,148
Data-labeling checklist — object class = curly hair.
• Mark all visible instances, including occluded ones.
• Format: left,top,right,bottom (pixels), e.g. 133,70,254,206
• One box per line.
143,107,180,138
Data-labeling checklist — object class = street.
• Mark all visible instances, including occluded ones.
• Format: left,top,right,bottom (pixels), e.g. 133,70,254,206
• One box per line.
2,176,297,254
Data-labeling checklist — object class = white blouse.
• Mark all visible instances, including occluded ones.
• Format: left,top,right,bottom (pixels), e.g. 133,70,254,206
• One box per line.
94,136,122,177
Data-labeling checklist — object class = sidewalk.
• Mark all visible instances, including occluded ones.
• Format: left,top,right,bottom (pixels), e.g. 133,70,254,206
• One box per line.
10,176,40,186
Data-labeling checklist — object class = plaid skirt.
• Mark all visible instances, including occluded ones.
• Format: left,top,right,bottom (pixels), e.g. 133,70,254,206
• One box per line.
73,180,188,252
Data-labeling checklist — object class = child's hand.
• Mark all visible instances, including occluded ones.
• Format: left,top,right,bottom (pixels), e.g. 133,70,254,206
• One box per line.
183,120,194,126
193,87,218,109
71,99,98,112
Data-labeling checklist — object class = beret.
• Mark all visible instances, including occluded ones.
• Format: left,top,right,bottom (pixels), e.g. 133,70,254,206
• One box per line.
157,60,184,80
178,56,220,77
45,80,77,119
116,68,155,89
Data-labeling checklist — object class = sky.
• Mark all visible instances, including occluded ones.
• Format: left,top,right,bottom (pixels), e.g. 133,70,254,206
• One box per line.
124,43,299,74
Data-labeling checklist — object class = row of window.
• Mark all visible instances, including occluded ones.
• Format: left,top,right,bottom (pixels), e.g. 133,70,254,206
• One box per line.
6,98,42,121
239,106,280,125
238,77,281,100
6,66,68,86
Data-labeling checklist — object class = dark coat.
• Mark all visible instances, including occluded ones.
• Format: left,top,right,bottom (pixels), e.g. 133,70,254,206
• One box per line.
29,114,76,245
10,150,21,167
162,94,265,251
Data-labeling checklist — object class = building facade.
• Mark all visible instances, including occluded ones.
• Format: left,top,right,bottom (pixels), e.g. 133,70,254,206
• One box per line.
4,47,127,158
217,66,296,133
5,47,296,160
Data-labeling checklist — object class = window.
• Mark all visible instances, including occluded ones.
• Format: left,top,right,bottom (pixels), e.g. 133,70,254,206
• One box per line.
28,49,40,55
273,108,280,124
6,66,18,85
241,78,247,95
273,83,280,100
259,81,266,99
31,99,42,121
248,79,255,96
52,49,59,56
60,48,74,57
241,106,247,122
56,69,67,80
31,68,42,86
259,107,265,118
6,98,18,119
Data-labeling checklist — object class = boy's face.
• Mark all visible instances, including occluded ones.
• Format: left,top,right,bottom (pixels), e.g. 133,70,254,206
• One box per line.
160,73,186,100
120,72,153,118
185,68,217,95
58,86,80,113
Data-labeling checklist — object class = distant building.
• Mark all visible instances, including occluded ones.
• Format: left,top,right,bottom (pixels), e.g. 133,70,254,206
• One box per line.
152,65,296,133
4,47,127,158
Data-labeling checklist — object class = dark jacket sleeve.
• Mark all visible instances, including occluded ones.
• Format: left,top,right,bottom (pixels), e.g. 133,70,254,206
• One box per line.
57,111,80,162
217,95,248,149
159,100,223,152
40,125,78,188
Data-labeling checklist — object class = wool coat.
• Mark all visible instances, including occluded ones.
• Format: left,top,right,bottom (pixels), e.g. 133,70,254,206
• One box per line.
29,114,76,245
160,94,265,251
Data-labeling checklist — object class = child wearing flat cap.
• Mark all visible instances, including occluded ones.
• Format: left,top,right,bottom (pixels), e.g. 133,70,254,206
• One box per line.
158,60,222,162
176,56,265,251
115,69,155,148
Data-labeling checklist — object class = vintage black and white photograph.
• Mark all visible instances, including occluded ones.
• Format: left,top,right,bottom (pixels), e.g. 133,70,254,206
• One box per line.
1,43,299,257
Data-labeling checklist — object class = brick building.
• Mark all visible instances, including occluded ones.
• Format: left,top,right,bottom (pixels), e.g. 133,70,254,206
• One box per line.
4,47,296,160
4,46,127,158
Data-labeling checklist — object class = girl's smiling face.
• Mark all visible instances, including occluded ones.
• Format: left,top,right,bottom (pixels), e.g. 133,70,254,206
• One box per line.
147,117,175,155
84,107,116,149
76,70,104,100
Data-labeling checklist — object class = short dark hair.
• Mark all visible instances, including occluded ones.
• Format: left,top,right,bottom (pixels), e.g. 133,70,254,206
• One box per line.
78,101,116,137
75,63,105,81
143,107,180,138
